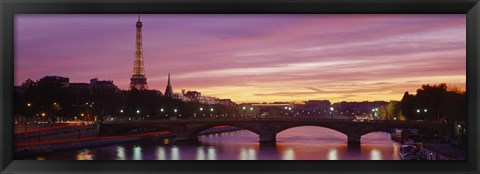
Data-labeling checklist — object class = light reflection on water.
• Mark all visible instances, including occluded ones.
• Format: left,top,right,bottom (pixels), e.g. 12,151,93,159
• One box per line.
282,148,295,160
327,148,338,160
133,146,142,160
156,146,166,160
370,149,382,160
75,149,93,160
171,146,180,160
116,146,126,160
37,126,401,160
196,147,205,160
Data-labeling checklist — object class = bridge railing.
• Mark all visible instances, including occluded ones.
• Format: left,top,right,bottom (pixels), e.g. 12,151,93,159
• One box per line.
101,117,440,125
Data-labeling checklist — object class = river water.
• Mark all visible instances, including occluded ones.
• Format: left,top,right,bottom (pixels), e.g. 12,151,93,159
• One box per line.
36,126,401,160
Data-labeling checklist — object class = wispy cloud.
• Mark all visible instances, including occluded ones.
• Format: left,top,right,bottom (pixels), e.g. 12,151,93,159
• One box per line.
15,14,466,103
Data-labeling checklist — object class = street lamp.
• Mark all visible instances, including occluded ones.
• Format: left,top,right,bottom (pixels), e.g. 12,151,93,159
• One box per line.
41,112,46,124
200,107,203,111
330,107,334,120
24,103,32,132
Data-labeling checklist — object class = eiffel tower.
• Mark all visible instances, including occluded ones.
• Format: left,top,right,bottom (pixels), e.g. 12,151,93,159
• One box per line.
130,15,148,90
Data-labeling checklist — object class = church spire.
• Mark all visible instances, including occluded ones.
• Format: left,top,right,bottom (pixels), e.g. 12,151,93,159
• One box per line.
168,73,171,86
165,73,174,98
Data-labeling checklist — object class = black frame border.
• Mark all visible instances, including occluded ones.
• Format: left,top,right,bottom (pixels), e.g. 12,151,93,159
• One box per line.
1,0,479,173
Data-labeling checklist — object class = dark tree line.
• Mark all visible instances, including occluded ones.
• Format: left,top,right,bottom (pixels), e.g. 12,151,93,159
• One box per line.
14,77,239,124
400,83,466,122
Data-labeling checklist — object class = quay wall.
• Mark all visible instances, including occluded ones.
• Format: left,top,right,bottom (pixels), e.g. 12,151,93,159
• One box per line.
15,124,98,144
15,126,243,158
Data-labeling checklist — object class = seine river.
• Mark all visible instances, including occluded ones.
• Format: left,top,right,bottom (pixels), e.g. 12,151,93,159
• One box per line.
37,126,401,160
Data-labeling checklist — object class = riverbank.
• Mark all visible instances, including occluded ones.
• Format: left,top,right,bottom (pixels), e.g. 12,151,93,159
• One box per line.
390,129,466,160
15,126,242,158
419,143,466,160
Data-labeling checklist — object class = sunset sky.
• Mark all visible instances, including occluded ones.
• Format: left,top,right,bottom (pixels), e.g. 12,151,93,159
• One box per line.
15,14,466,103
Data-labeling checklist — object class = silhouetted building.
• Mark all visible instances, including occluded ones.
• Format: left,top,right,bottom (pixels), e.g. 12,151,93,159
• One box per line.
251,103,294,117
90,78,118,89
69,83,89,89
305,100,331,111
184,90,201,102
70,77,120,91
332,101,388,116
173,89,236,106
293,100,331,116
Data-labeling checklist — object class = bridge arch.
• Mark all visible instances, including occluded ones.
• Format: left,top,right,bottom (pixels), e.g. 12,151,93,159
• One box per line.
274,124,349,137
276,126,348,142
187,122,261,136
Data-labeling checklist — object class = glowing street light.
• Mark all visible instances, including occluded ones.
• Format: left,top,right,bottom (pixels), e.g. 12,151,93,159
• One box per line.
27,103,31,107
120,109,124,113
136,110,140,114
417,109,420,113
330,107,334,120
424,109,428,112
200,107,203,111
242,106,246,110
160,108,164,112
210,108,214,112
41,113,46,117
174,109,178,113
250,107,253,111
81,113,85,117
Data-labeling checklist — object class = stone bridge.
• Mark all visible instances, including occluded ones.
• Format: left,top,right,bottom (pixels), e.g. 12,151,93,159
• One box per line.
99,118,452,145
